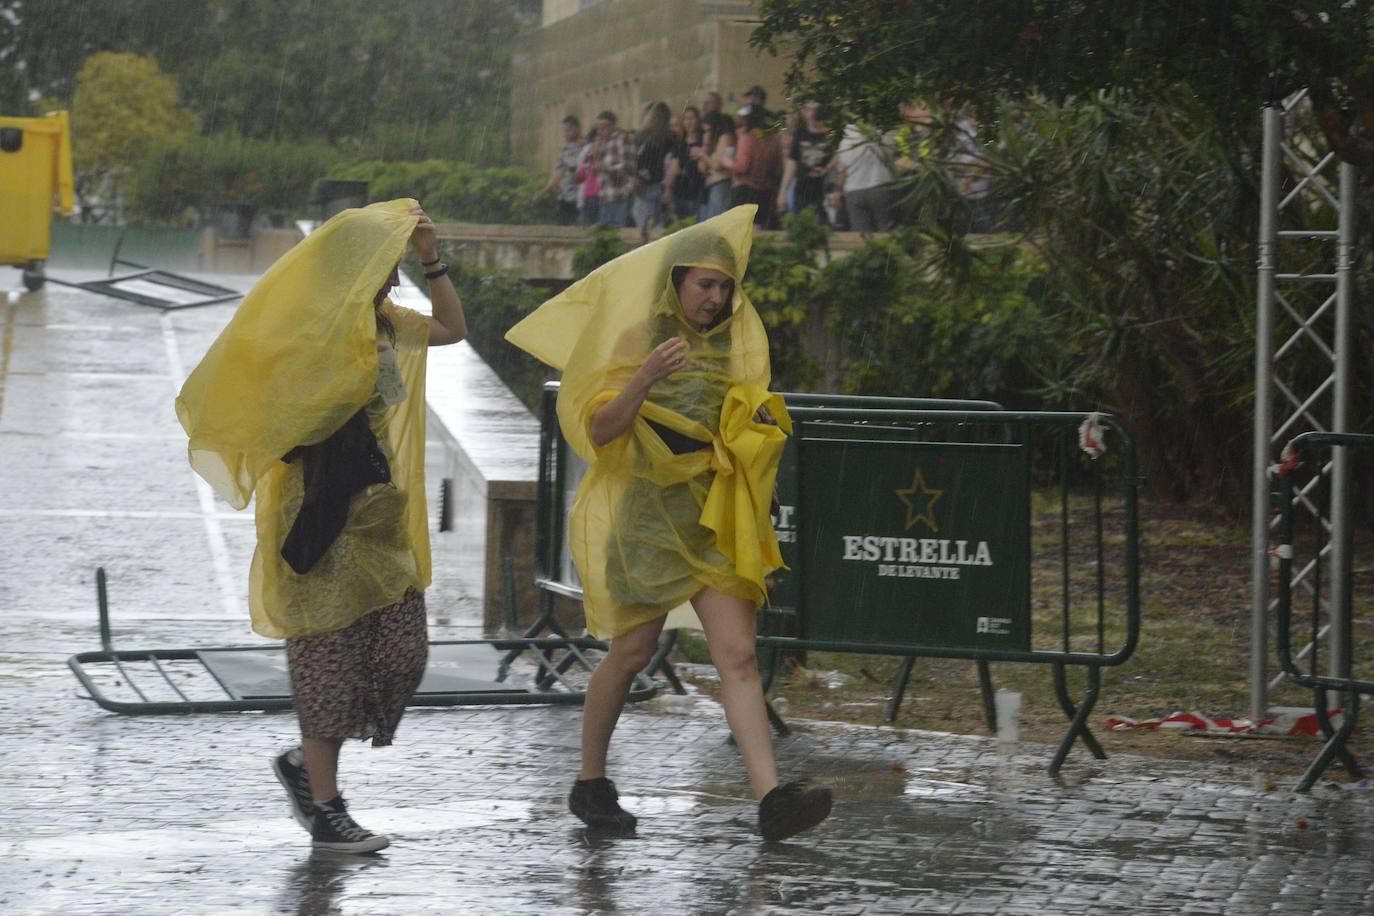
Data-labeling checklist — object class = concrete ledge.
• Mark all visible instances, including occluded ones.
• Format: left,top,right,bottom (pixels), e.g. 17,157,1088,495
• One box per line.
434,221,879,282
393,279,547,633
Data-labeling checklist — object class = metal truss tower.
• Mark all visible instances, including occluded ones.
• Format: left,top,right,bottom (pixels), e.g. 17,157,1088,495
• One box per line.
1251,91,1358,722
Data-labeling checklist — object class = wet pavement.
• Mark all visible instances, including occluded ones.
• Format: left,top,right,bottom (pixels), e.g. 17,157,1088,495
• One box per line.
3,272,1374,915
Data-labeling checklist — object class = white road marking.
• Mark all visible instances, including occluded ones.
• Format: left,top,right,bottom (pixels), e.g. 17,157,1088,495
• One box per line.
160,313,242,619
0,508,250,520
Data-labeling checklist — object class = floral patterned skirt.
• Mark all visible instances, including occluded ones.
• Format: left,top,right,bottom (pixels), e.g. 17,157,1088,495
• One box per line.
285,588,428,746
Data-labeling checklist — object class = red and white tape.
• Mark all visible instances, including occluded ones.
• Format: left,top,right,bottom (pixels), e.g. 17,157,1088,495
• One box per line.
1079,412,1106,458
1106,709,1342,737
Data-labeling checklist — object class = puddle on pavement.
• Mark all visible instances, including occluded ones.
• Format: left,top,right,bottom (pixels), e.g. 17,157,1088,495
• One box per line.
0,800,535,863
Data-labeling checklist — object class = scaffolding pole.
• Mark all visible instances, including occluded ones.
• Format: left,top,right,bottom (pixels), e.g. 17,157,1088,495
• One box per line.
1250,94,1355,722
1250,104,1279,723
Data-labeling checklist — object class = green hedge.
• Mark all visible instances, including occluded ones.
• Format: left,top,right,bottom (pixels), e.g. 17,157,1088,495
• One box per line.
339,159,561,225
129,145,560,227
129,133,341,223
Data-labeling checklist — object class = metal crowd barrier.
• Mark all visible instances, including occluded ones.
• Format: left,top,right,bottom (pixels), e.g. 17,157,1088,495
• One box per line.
1275,431,1374,790
761,406,1140,774
535,383,1142,774
67,566,656,714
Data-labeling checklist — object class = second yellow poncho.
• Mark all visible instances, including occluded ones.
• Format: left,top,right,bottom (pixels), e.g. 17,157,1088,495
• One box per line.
506,206,789,639
175,200,432,638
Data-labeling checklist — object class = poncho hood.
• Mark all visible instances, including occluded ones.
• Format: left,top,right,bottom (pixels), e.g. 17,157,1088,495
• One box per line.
176,198,419,508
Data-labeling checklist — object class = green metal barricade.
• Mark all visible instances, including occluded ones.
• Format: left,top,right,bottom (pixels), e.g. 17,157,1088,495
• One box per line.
1275,431,1374,790
756,393,1006,730
759,407,1141,775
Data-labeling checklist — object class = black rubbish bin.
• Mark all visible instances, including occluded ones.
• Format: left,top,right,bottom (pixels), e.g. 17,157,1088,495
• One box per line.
308,179,369,221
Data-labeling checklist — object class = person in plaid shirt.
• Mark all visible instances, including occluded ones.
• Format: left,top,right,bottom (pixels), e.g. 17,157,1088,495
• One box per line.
588,110,636,228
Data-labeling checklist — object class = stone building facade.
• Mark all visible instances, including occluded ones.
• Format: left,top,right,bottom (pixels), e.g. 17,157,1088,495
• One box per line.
510,0,791,173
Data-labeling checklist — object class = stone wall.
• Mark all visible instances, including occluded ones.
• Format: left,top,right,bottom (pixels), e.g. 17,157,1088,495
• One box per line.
511,0,791,173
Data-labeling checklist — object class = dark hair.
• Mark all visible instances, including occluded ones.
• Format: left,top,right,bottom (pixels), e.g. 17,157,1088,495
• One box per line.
704,111,734,143
596,110,617,125
637,101,672,144
373,265,398,343
374,302,396,344
562,114,581,129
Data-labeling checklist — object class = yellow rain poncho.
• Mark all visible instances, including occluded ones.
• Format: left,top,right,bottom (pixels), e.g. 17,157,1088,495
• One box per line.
506,205,790,639
175,199,432,638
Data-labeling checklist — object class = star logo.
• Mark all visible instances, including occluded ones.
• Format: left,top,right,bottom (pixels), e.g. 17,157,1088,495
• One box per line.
895,468,943,532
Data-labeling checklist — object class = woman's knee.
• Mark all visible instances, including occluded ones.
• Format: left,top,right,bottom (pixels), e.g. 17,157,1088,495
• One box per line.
603,646,655,680
601,628,661,679
709,640,759,682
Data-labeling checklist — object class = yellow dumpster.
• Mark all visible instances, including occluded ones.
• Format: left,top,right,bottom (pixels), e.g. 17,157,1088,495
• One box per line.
0,110,75,290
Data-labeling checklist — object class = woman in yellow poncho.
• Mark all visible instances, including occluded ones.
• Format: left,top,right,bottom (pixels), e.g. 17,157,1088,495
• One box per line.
175,199,468,854
506,205,832,841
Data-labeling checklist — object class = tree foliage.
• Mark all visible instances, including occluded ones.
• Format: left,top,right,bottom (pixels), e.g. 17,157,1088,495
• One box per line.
754,0,1374,166
2,0,536,162
69,52,198,207
752,2,1374,500
743,212,1061,412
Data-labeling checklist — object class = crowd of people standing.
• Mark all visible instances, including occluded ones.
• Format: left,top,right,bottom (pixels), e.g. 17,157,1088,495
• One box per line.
536,86,989,235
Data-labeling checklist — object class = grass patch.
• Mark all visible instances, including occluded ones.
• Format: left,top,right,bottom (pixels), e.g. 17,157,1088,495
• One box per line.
670,489,1374,781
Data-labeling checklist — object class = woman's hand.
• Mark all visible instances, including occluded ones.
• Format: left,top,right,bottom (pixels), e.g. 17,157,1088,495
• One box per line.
589,339,687,448
634,337,688,386
409,206,438,263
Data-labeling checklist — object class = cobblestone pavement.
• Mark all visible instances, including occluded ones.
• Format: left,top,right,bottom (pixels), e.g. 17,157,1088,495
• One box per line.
3,277,1374,915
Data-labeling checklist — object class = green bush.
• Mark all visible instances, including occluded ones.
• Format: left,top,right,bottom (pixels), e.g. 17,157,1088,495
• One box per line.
741,208,1061,405
130,133,341,223
338,159,560,225
571,226,632,280
455,268,547,407
824,232,1059,405
399,252,548,409
743,209,828,392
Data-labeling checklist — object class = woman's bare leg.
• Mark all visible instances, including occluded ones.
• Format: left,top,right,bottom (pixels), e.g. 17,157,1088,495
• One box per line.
302,736,343,802
691,587,780,800
579,615,668,780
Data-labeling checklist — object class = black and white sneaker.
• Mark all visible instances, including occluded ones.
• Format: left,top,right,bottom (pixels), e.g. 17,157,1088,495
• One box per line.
271,747,315,832
311,796,390,853
568,777,637,832
758,780,833,842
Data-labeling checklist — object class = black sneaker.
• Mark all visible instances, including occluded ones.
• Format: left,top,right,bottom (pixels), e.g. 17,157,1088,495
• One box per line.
311,796,390,853
271,747,315,832
568,777,637,832
758,780,833,842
